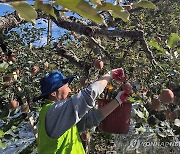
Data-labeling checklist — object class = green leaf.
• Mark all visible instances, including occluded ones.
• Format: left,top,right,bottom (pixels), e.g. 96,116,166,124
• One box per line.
34,1,57,20
142,106,149,118
127,97,136,102
167,33,180,48
0,140,6,150
112,10,130,22
97,2,123,11
136,126,146,132
177,48,180,53
97,3,129,22
10,1,37,24
174,119,180,127
90,0,102,5
49,63,56,68
127,97,141,103
56,0,103,23
149,39,164,52
0,62,9,72
0,130,5,138
134,0,157,9
134,109,144,118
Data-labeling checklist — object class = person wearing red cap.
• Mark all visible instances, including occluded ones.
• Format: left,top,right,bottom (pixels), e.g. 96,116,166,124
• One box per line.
37,68,128,154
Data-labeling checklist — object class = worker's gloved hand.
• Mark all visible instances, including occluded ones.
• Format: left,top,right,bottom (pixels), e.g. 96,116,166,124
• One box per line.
115,91,129,106
109,68,126,82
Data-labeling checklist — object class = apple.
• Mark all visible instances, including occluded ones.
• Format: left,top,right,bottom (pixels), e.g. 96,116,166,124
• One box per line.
31,66,39,75
7,53,16,62
121,83,132,95
159,89,174,104
0,54,7,61
94,59,104,69
81,131,90,141
3,76,13,83
7,100,19,110
166,109,178,121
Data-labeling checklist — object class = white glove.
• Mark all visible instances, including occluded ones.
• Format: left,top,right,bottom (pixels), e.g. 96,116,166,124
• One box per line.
115,91,129,105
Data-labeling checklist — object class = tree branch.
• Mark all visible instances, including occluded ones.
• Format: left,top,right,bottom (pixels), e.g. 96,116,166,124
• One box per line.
54,17,144,40
139,38,157,68
0,12,157,67
89,37,111,60
56,47,91,75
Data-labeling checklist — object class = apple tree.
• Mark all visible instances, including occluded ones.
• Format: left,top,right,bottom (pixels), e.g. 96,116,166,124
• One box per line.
0,0,179,153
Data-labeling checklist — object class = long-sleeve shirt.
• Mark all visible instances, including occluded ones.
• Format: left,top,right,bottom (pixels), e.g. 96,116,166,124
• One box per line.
45,81,105,138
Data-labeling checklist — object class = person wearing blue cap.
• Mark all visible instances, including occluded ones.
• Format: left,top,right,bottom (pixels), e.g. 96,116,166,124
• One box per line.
37,68,128,154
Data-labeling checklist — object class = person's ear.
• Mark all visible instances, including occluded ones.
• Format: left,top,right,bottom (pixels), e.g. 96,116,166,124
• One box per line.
50,91,57,97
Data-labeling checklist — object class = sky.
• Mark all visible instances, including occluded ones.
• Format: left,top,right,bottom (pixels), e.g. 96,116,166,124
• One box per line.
0,1,65,46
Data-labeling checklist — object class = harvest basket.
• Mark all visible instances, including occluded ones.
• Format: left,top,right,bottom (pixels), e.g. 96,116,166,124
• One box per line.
98,99,132,134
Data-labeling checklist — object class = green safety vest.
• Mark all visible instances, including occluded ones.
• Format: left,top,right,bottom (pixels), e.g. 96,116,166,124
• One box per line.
38,100,85,154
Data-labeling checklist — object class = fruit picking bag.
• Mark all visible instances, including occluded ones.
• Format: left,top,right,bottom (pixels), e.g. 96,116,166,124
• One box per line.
98,99,132,134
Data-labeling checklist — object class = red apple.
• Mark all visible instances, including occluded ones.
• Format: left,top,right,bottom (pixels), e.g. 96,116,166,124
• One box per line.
159,89,174,104
166,109,178,121
7,53,16,62
7,100,19,110
3,76,13,83
94,59,104,69
121,83,132,95
81,131,90,141
31,66,39,75
0,54,7,61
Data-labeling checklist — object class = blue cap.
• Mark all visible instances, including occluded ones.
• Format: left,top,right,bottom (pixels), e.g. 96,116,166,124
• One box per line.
35,71,76,101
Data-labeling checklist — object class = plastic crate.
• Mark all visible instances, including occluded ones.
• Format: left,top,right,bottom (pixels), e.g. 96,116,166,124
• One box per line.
98,99,132,134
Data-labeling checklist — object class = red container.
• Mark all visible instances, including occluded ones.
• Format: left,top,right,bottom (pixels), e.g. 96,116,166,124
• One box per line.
98,99,132,134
